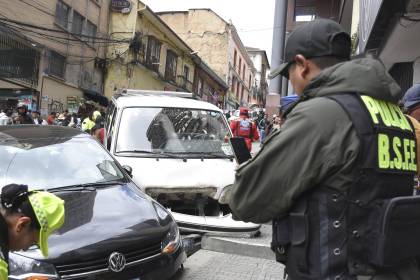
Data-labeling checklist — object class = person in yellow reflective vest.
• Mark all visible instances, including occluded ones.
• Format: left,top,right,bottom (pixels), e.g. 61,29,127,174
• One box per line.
0,184,65,280
82,110,101,133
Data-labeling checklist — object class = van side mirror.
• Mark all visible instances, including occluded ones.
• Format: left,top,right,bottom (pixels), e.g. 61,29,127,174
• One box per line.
122,165,133,178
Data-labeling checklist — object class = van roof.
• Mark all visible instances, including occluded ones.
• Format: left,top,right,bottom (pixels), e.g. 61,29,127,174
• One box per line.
112,90,222,112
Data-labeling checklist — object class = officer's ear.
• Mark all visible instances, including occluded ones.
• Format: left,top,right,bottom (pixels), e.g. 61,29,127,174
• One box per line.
15,216,32,233
294,55,310,80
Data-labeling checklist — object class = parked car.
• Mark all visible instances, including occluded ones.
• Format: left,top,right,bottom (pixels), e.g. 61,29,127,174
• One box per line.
0,125,185,280
105,90,260,234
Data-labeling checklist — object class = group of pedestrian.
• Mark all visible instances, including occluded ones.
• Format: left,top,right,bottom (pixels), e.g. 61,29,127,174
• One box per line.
0,101,105,145
228,18,420,279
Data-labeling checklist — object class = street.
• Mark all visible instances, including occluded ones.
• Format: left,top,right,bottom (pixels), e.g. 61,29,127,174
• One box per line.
171,250,284,280
172,223,284,280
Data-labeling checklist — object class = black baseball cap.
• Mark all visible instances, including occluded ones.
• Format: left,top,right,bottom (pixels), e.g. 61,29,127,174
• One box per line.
269,19,351,79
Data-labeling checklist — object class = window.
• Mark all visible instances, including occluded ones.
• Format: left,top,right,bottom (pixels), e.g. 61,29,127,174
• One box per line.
233,50,237,67
238,58,242,75
183,65,190,81
165,50,177,82
243,65,245,80
231,77,236,92
85,20,97,45
295,3,316,22
55,0,70,28
197,78,203,97
72,11,84,35
146,36,161,72
48,50,66,78
182,65,190,87
249,75,252,88
236,82,240,98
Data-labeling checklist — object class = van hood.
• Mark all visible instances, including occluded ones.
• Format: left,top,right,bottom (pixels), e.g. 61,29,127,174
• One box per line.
115,156,236,199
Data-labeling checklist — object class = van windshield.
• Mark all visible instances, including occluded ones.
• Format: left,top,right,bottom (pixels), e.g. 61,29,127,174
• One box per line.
116,107,233,157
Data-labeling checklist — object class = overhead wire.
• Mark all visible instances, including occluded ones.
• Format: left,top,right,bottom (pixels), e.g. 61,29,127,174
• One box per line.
0,17,131,43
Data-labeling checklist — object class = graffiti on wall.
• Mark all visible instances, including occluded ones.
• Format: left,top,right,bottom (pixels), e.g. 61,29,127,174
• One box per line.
48,98,64,113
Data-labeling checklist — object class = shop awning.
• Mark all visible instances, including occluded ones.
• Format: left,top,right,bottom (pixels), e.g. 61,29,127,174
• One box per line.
83,90,109,107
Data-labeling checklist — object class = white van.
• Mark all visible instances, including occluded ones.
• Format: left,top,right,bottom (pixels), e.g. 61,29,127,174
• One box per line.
105,90,260,234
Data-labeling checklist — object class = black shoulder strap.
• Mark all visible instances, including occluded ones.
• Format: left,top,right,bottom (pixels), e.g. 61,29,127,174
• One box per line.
325,93,372,168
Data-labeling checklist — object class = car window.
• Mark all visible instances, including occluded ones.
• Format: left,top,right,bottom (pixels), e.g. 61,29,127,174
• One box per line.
0,136,125,189
115,107,232,156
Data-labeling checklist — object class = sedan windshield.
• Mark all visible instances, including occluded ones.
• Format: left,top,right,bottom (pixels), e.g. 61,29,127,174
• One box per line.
116,107,232,156
0,136,125,189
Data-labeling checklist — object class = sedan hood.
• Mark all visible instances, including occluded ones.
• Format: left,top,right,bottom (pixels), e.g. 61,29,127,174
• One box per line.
20,183,169,262
115,157,236,198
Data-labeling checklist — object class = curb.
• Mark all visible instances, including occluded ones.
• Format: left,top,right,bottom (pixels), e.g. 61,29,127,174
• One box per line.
201,235,275,260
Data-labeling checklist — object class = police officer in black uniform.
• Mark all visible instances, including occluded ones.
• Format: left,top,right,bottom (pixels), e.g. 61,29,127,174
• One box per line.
229,19,420,279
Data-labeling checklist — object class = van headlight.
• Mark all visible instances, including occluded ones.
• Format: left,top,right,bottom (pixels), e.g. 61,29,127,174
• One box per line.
8,252,58,280
161,223,181,254
218,185,232,204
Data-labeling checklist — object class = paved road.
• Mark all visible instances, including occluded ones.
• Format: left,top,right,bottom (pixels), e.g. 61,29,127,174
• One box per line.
171,250,285,280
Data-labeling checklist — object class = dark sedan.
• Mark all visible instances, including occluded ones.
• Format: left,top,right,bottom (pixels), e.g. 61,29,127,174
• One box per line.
0,125,186,280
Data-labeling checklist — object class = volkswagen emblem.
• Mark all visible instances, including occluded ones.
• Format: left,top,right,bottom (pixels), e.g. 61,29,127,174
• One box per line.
108,252,126,272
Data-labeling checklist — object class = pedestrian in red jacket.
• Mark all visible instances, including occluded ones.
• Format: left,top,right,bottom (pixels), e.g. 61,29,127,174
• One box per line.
230,107,259,151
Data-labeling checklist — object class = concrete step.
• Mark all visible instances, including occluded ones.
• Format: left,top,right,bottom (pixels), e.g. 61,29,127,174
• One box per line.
201,224,275,260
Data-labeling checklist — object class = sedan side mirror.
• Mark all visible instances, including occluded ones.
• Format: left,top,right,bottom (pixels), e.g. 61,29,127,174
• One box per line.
122,165,133,178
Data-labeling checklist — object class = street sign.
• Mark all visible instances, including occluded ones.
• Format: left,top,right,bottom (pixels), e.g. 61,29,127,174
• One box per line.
111,0,132,14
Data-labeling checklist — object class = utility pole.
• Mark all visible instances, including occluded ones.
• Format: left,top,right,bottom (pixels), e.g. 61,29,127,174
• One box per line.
266,0,288,116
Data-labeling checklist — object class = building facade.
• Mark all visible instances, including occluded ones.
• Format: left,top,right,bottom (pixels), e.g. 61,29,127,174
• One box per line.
286,0,354,33
104,1,199,98
246,47,270,107
157,9,256,110
0,0,110,114
356,0,420,95
194,61,229,107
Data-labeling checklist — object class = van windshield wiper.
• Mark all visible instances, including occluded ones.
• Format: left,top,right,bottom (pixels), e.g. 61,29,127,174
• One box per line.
117,150,185,159
47,181,124,193
184,152,234,159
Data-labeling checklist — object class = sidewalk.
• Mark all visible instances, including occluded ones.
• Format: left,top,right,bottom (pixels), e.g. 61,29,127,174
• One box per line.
171,249,285,280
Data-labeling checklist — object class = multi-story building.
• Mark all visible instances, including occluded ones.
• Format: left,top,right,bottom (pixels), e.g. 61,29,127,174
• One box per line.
0,0,110,114
104,0,199,97
246,47,270,107
157,9,256,110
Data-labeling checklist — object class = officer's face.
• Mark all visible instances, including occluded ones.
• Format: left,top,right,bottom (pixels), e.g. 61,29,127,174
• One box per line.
8,216,40,251
288,55,322,95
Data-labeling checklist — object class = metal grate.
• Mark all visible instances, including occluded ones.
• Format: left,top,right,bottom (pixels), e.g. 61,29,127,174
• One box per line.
0,26,39,87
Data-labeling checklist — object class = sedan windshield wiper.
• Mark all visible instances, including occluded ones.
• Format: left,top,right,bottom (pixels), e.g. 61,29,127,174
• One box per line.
47,181,124,193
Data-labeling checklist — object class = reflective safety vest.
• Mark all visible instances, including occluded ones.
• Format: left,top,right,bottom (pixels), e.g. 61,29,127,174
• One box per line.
273,93,419,279
0,216,9,280
235,119,253,138
0,255,7,280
